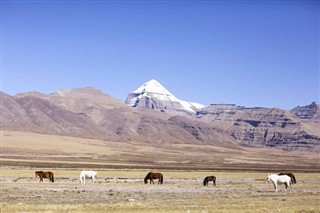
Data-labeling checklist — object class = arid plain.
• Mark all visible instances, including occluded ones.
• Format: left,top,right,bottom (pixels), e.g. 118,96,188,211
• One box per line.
1,130,320,170
1,131,319,212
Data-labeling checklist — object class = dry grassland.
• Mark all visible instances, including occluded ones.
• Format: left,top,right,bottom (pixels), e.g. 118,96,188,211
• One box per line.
1,131,320,171
1,168,319,213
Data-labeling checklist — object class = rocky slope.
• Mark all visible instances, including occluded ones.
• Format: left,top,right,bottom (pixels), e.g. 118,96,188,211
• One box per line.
291,102,320,122
197,104,320,151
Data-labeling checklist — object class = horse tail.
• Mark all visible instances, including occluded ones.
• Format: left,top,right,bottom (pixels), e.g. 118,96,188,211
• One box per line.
160,174,163,184
51,173,54,182
291,174,296,184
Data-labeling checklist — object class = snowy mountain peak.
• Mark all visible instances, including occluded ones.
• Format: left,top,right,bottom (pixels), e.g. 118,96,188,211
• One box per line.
133,79,175,97
125,79,205,113
132,79,178,102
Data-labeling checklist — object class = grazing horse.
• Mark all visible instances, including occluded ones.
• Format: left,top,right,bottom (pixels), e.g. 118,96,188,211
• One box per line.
144,172,163,184
79,171,98,184
278,172,296,184
267,174,291,192
35,171,54,182
203,176,216,186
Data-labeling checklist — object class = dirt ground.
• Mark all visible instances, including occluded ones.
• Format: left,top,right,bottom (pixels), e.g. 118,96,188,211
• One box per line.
1,169,319,213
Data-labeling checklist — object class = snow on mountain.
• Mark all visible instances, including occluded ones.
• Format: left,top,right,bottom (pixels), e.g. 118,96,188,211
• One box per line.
125,79,205,113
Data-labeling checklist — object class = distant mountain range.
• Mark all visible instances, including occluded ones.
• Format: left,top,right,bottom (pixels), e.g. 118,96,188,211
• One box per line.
1,79,319,152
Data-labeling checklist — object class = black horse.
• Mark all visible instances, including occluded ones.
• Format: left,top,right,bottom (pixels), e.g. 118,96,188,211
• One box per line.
203,176,216,186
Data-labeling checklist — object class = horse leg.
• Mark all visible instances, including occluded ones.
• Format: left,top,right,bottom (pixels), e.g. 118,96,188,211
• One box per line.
82,177,85,184
286,181,291,191
273,183,278,192
284,182,287,191
284,182,288,191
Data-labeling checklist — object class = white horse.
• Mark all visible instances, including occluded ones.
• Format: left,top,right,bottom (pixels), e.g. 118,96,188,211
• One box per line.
79,171,98,184
267,174,291,192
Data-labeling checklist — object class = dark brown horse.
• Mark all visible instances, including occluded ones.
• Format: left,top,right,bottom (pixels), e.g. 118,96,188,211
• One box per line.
35,171,54,182
203,176,216,186
144,172,163,184
278,172,296,184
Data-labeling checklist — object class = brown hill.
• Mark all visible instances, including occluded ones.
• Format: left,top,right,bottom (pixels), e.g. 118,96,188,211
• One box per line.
2,88,236,148
197,104,320,151
1,92,107,138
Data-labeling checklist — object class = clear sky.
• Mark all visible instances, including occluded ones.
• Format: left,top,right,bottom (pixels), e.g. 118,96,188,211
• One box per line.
1,0,319,109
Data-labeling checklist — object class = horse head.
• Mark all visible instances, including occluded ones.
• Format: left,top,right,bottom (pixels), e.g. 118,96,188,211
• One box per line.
267,174,272,182
144,172,152,184
35,171,42,177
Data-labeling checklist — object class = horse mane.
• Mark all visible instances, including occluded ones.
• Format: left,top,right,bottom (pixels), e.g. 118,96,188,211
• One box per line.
145,172,151,178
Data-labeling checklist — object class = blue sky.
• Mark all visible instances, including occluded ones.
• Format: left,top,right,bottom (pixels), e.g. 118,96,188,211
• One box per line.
1,0,319,109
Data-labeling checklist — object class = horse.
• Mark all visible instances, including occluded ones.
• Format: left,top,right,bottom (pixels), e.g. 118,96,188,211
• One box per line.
267,174,291,192
278,172,296,184
35,171,54,182
79,171,98,184
144,172,163,184
203,176,216,186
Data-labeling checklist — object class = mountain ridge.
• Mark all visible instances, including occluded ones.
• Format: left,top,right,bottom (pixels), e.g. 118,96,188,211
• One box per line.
1,80,319,152
1,88,237,148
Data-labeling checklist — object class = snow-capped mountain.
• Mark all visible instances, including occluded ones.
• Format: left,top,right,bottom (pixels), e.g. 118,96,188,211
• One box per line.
125,79,205,113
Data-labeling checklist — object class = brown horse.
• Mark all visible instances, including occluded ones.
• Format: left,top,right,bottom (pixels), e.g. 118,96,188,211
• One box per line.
278,172,296,184
144,172,163,184
203,176,216,186
35,171,54,182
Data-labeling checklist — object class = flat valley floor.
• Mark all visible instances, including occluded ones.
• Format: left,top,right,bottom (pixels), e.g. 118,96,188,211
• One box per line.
1,169,319,213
